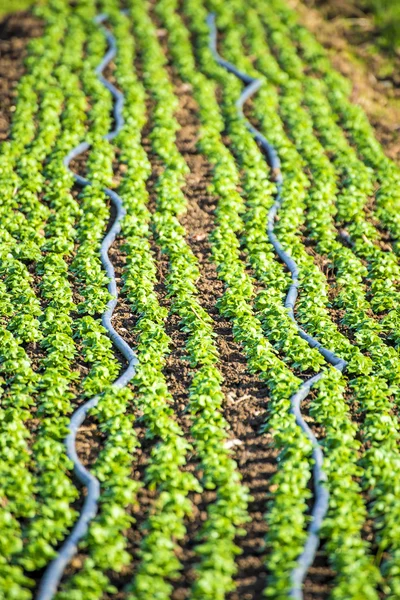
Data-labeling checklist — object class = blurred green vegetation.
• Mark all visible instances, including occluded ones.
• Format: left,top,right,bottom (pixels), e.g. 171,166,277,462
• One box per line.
0,0,38,15
365,0,400,51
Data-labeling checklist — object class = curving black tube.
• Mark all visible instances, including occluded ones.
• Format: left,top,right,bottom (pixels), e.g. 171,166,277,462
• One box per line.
36,14,137,600
207,13,346,599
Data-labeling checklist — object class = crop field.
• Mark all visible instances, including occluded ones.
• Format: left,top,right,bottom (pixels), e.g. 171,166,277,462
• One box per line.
1,0,400,598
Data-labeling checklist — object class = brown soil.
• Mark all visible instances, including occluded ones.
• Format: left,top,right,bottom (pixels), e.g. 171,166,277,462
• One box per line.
74,422,105,469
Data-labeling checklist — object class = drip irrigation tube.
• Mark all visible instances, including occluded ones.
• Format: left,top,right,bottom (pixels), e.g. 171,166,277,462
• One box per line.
36,13,137,600
207,13,347,599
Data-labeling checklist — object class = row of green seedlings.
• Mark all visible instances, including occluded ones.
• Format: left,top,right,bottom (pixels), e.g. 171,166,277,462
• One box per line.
116,3,204,597
223,0,400,592
0,1,74,595
260,0,398,342
47,2,140,598
252,0,400,355
213,6,383,598
38,5,134,595
239,0,400,410
210,1,383,596
269,0,400,254
236,0,400,472
33,1,123,585
245,1,400,594
166,0,341,596
18,9,86,578
127,1,250,598
51,0,250,597
48,1,200,597
51,3,168,597
174,0,321,590
221,0,400,596
27,0,126,578
59,1,400,596
0,0,132,597
183,0,399,597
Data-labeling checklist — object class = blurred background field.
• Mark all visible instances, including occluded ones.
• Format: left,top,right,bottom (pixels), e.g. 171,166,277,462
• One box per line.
306,0,400,53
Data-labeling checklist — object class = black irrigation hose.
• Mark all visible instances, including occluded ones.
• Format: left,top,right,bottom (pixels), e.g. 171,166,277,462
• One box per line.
207,13,347,599
36,13,137,600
